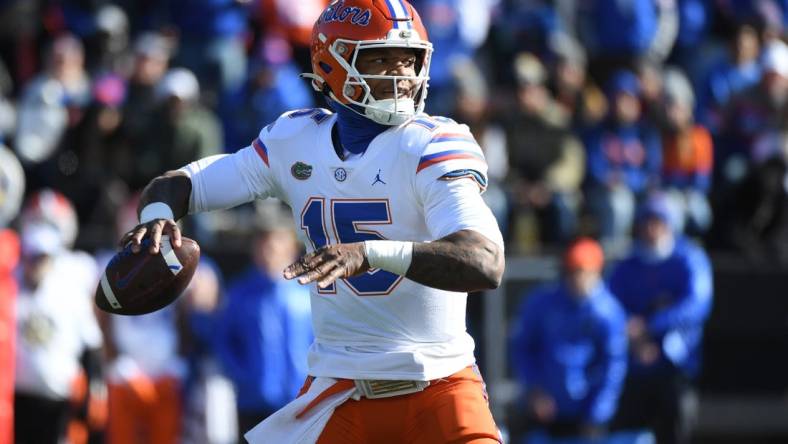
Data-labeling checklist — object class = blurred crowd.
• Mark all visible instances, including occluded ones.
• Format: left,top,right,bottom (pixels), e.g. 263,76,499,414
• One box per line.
0,0,786,443
0,0,785,259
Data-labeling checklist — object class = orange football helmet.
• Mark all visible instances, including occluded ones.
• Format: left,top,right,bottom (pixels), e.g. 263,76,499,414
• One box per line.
305,0,433,125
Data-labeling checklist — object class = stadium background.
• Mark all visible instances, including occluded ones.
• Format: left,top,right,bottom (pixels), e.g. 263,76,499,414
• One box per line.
0,0,787,443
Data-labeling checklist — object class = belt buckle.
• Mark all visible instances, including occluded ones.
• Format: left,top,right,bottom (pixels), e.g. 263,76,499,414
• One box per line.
354,379,430,399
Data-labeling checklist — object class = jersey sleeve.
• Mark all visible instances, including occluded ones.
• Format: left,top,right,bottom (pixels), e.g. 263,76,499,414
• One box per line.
417,174,504,249
414,122,489,193
180,129,279,214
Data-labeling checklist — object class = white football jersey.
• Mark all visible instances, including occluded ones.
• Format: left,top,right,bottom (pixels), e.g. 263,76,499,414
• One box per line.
182,109,503,381
15,251,102,399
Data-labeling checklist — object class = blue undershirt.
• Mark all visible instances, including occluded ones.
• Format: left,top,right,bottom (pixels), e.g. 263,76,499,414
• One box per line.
329,100,390,156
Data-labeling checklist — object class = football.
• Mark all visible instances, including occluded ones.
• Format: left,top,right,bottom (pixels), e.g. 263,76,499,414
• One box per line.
95,236,200,315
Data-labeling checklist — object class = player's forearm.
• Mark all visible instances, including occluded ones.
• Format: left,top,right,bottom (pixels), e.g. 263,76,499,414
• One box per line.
138,171,192,221
407,230,504,292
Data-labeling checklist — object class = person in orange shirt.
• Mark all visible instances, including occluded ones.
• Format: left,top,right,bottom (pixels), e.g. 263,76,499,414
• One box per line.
660,68,714,235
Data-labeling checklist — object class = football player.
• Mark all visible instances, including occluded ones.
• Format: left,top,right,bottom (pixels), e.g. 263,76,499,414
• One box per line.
121,0,505,442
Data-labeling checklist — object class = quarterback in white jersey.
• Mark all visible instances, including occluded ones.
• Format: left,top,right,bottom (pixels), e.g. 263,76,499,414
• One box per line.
122,0,504,442
183,108,502,382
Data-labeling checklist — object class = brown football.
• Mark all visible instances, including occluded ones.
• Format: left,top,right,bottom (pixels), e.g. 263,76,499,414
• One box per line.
95,236,200,315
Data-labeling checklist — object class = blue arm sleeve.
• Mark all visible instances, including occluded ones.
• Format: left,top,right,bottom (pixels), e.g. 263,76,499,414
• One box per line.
648,247,713,335
585,307,628,424
509,291,544,388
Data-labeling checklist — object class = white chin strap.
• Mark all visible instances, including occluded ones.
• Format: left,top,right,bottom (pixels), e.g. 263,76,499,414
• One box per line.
364,97,416,125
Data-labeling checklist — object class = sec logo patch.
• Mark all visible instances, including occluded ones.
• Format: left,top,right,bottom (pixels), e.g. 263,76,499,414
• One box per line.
334,167,348,182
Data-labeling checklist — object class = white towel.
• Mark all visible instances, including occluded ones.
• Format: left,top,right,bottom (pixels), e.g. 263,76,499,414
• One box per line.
244,377,358,444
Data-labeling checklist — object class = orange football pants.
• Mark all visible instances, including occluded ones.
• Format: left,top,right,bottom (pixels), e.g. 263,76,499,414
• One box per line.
107,376,181,444
300,366,501,444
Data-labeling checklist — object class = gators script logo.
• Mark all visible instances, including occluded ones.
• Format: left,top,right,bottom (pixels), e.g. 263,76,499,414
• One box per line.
321,0,371,26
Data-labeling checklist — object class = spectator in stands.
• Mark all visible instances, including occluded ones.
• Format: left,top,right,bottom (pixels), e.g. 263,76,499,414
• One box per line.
698,21,761,133
136,68,223,189
220,37,314,151
122,32,173,190
214,206,312,441
56,73,130,248
660,67,714,235
583,70,662,251
168,0,250,103
61,2,129,73
577,0,678,84
636,60,667,129
502,0,562,58
720,44,788,262
716,0,787,39
0,0,41,94
505,53,585,248
14,221,105,444
15,191,105,441
716,40,788,255
609,194,713,444
667,0,710,80
411,0,496,116
719,39,788,192
15,34,91,189
549,40,607,132
509,237,627,442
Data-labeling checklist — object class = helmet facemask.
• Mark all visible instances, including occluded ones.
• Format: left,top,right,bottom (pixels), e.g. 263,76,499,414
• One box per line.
328,30,433,125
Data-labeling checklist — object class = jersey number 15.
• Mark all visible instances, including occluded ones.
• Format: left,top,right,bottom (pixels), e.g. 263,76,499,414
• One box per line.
301,198,403,296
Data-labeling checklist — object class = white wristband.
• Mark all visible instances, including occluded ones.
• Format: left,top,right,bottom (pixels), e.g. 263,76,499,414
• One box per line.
139,202,175,223
364,240,413,276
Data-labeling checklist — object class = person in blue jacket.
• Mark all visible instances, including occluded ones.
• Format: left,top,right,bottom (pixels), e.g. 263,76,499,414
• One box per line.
608,194,713,444
583,70,662,250
510,237,628,442
213,207,313,441
220,39,315,152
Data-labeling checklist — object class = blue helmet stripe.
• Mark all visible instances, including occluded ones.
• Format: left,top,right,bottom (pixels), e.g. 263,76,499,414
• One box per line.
384,0,402,29
394,0,413,29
